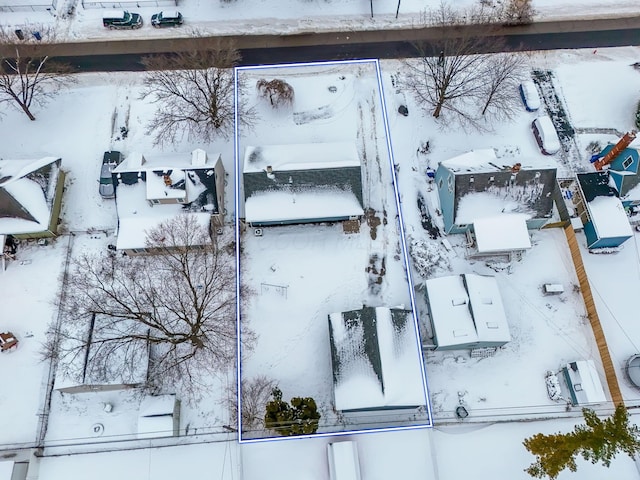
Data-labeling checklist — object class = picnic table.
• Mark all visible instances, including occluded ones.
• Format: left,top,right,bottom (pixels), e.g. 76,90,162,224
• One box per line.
0,332,18,352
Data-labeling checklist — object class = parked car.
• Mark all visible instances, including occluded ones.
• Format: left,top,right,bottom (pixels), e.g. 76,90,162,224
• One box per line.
151,11,183,28
102,10,142,30
99,151,122,199
531,116,561,155
519,80,541,112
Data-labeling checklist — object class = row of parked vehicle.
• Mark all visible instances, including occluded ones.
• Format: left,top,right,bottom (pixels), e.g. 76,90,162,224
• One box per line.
102,10,183,29
519,79,561,156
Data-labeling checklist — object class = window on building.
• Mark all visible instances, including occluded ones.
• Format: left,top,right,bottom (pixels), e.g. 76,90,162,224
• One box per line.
623,156,633,169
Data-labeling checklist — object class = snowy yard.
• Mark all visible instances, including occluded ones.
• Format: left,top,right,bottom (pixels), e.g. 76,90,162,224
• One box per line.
236,61,429,437
1,42,640,478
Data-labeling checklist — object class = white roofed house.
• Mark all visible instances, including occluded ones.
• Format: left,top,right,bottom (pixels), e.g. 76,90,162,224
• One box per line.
327,306,430,429
0,157,65,240
112,149,225,255
423,274,511,353
433,149,556,258
242,142,364,227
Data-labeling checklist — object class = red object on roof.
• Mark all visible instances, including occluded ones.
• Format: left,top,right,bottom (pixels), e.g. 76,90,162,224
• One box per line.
594,131,637,170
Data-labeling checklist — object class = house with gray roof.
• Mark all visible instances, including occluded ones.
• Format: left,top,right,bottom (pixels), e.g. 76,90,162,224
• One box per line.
434,149,557,235
112,149,225,255
327,305,429,428
242,142,364,226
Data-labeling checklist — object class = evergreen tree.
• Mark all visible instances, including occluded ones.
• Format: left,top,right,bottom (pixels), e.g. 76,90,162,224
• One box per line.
264,387,321,436
524,405,640,479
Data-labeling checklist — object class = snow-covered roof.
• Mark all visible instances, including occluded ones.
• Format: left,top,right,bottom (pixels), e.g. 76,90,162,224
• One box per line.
137,394,178,439
116,212,211,250
139,394,177,417
244,188,363,224
328,306,425,412
455,192,536,225
114,179,211,250
0,157,60,187
473,214,532,253
464,274,511,345
587,195,632,239
441,149,555,173
563,360,606,405
0,462,13,480
243,142,360,173
146,170,187,200
424,275,478,348
0,157,61,235
114,151,221,173
425,274,510,349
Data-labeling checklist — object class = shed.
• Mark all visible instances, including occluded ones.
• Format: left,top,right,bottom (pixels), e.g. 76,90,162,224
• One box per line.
434,149,557,235
575,172,632,249
327,306,427,419
242,142,364,226
137,394,180,439
424,274,510,351
561,360,606,406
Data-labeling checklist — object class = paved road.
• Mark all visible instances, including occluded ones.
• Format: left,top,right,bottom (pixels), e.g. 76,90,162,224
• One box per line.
4,16,640,70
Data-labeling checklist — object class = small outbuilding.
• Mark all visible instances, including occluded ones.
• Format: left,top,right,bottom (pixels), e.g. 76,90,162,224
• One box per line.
242,142,364,226
424,274,511,351
327,306,428,425
575,172,632,249
137,394,181,439
561,360,607,406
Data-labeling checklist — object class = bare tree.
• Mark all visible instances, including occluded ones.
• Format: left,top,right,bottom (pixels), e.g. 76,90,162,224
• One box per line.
140,40,252,145
502,0,536,26
0,24,75,121
256,79,294,108
225,375,278,434
50,215,252,393
403,2,524,128
478,52,525,120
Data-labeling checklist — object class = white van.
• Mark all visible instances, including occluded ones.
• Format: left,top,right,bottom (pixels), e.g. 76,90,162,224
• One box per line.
327,441,362,480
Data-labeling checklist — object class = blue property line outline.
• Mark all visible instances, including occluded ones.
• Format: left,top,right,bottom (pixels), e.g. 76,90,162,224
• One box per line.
233,65,243,437
233,59,432,444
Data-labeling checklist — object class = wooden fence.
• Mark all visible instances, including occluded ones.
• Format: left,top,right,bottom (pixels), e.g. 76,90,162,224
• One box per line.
563,225,624,406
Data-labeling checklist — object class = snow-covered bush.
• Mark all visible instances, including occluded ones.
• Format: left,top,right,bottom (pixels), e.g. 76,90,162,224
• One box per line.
409,238,451,278
635,100,640,129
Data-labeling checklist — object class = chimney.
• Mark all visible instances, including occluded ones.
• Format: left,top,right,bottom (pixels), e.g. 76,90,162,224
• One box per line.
266,165,273,174
594,131,637,171
511,163,522,173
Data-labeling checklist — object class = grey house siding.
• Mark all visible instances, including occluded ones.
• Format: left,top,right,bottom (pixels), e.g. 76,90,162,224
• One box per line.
244,166,363,207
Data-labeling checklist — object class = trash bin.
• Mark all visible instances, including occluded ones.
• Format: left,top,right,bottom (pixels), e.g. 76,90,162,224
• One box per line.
14,29,24,40
32,31,42,41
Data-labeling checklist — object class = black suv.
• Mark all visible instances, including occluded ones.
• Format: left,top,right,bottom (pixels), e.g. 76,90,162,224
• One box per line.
102,10,143,29
151,11,183,28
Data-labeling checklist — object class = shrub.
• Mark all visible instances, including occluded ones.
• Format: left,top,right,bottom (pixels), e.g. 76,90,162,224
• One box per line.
256,79,295,108
264,387,320,436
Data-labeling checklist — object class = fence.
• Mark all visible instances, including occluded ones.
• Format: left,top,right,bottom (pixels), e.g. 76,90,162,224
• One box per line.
81,0,175,8
0,0,56,13
563,225,624,406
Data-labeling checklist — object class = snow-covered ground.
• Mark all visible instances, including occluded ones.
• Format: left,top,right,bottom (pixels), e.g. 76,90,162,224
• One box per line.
2,38,640,480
